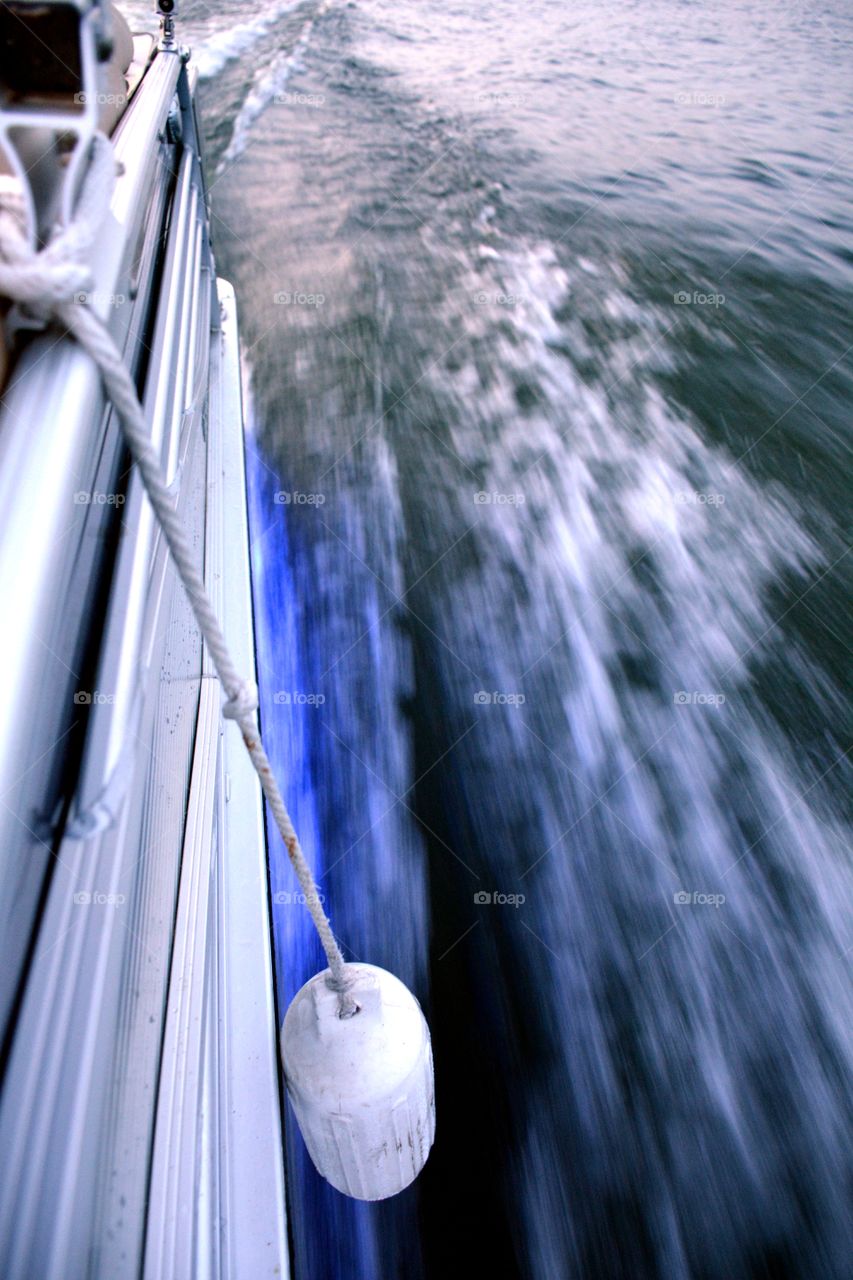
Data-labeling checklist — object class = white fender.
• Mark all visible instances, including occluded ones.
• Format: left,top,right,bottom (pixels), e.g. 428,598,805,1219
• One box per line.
281,963,435,1200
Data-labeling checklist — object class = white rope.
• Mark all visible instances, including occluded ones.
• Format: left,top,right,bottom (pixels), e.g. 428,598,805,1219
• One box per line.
0,135,357,1015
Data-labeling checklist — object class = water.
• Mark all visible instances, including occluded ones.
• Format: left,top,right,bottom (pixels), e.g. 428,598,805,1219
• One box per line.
142,0,853,1273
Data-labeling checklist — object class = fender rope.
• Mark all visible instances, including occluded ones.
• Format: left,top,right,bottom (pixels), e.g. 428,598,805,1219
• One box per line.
0,135,357,1016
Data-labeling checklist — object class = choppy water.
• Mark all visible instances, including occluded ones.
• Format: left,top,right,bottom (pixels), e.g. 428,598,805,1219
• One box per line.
136,0,853,1273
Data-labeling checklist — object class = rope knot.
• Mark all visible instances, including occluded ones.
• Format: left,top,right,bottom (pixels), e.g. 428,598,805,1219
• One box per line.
0,133,116,320
325,967,360,1019
324,970,353,995
0,223,94,316
222,678,259,721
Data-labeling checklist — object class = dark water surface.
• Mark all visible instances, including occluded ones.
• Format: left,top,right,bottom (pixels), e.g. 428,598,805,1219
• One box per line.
141,0,853,1273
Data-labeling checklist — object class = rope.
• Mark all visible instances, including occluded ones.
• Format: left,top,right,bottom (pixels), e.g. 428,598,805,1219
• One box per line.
0,134,358,1017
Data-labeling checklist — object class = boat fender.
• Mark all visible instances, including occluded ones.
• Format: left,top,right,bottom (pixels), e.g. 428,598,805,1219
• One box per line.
281,963,435,1200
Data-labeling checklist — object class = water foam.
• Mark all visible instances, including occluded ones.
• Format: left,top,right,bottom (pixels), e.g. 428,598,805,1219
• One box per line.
193,0,302,81
216,1,332,173
428,233,852,1274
